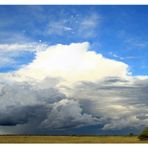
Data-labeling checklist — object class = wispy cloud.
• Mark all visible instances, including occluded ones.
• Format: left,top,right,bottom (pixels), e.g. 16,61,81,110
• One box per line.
47,20,72,36
0,42,47,69
0,32,32,44
109,52,139,60
124,38,148,49
117,30,148,50
77,13,101,38
0,43,47,52
46,13,101,38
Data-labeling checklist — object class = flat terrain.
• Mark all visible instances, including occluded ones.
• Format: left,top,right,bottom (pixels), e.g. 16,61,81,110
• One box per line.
0,136,148,143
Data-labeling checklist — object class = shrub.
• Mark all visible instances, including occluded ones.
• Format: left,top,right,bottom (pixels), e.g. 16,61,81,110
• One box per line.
138,127,148,140
128,132,134,136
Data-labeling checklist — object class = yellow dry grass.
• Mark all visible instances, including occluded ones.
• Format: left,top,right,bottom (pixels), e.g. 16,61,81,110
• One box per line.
0,136,148,143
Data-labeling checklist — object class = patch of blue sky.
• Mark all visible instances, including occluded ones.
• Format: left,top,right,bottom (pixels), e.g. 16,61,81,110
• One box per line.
0,5,148,75
0,51,35,72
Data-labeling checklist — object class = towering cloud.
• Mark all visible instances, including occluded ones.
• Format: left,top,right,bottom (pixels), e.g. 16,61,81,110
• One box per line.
0,42,147,135
16,42,129,83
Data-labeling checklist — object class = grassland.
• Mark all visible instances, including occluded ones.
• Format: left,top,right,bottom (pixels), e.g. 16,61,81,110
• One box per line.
0,135,148,143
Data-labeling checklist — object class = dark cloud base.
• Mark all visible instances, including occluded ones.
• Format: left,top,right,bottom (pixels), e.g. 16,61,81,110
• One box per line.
0,76,148,135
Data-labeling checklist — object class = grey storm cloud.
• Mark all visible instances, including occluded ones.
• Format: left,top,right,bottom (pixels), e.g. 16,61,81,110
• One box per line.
70,77,148,130
0,77,99,134
0,105,48,126
0,76,148,134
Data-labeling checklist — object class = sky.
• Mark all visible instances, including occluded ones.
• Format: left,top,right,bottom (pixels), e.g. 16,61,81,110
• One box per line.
0,5,148,135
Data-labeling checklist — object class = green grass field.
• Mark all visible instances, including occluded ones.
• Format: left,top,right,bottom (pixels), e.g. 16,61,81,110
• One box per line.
0,136,148,143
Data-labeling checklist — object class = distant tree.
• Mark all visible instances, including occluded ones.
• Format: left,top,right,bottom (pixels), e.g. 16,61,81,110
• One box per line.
138,127,148,140
128,132,134,136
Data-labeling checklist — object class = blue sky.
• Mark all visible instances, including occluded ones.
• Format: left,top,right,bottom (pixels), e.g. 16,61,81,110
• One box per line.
0,5,148,75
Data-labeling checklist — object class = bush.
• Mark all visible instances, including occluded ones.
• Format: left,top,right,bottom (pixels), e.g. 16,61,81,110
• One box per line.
138,127,148,140
128,132,134,136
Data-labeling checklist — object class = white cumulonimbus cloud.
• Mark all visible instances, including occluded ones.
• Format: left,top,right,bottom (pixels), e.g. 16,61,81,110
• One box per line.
0,42,148,134
16,42,130,84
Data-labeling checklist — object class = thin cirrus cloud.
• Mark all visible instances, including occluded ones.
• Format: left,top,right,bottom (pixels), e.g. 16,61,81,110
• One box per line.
0,43,48,69
46,13,101,38
0,42,148,134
